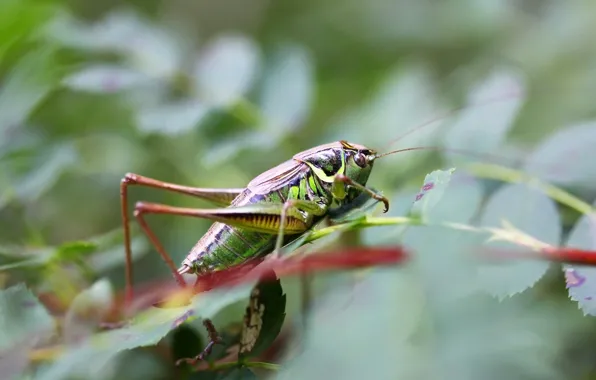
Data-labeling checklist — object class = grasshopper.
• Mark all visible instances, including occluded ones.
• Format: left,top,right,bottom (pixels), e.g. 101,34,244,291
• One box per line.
119,141,409,294
120,140,410,360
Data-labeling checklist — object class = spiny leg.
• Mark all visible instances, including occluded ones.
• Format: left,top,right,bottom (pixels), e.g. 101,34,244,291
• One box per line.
120,172,243,304
334,174,390,213
133,205,187,288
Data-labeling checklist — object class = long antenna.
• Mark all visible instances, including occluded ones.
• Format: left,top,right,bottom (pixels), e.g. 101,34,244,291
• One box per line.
375,146,518,167
383,89,524,151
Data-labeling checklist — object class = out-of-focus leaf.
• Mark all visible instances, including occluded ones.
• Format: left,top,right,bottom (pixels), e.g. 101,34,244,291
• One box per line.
200,130,276,168
13,142,78,204
0,232,123,273
423,170,484,224
0,0,57,61
476,183,561,298
562,199,596,315
0,46,60,134
193,34,261,107
0,283,54,352
325,63,441,169
136,100,209,135
36,282,256,380
63,65,151,93
0,245,52,271
48,10,184,79
278,171,453,379
523,122,596,188
258,44,314,132
442,69,525,165
277,267,424,380
90,237,149,274
0,338,31,380
393,223,568,380
63,279,113,343
238,270,286,360
410,168,456,222
52,241,97,262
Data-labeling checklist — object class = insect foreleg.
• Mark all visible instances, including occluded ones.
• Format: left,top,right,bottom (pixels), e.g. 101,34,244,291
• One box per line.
333,174,390,213
327,189,382,224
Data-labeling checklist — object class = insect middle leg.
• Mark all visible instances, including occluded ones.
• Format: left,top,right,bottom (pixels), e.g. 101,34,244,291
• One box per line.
271,199,328,258
332,174,390,212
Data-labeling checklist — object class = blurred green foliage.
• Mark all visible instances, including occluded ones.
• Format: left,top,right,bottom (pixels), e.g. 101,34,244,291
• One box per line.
2,0,596,379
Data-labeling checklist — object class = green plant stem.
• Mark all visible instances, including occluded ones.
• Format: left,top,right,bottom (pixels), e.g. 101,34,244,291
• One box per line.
302,216,416,245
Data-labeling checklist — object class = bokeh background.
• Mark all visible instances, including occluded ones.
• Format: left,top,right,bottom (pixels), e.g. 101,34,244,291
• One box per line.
2,0,596,379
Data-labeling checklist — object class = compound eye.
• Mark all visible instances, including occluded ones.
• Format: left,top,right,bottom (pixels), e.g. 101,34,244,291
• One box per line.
354,152,367,168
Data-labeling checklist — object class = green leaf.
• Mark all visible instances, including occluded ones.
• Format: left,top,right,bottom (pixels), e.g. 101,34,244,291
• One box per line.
562,199,596,316
12,142,78,204
63,279,114,343
259,44,313,132
0,283,54,351
0,284,54,380
0,0,57,63
0,246,52,271
524,122,596,188
0,45,61,135
193,34,261,107
52,241,97,262
136,100,210,136
476,183,561,298
63,65,151,93
48,10,184,79
410,168,456,222
238,270,286,360
442,69,525,166
36,282,257,380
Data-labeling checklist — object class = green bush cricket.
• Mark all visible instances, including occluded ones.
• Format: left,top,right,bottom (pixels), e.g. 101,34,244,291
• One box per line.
119,140,418,361
119,141,416,294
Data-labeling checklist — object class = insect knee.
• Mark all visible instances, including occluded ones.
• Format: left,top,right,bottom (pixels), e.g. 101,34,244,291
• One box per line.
133,201,149,217
122,172,139,185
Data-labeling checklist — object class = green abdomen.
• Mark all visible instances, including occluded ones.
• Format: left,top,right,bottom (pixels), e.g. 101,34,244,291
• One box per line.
183,167,330,273
186,221,276,272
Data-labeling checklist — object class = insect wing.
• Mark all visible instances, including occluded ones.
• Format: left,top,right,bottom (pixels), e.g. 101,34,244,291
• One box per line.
247,159,305,194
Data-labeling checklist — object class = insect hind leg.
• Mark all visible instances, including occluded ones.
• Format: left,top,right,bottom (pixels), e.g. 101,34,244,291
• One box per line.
133,203,188,289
